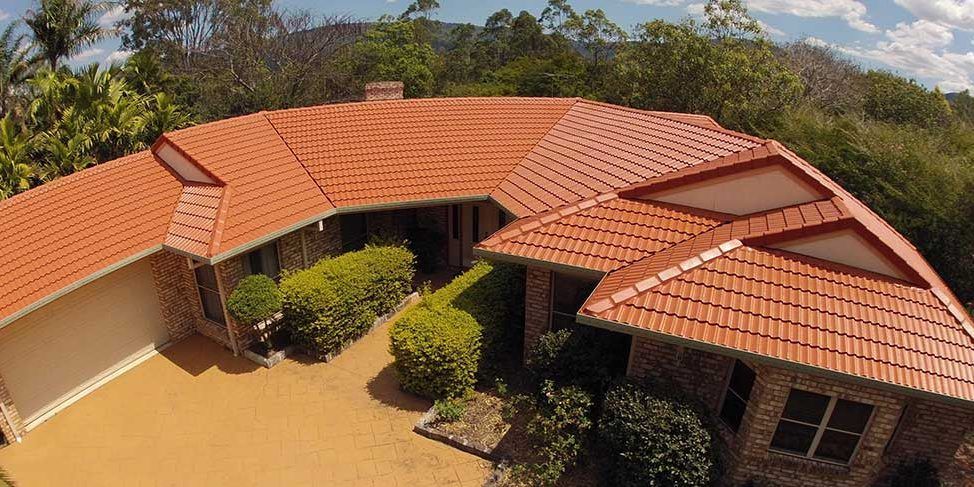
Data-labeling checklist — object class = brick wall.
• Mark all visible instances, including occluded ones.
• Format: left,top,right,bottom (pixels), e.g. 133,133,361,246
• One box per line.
0,374,22,443
627,336,734,412
278,231,304,272
523,267,552,361
215,256,250,351
150,251,201,341
304,218,341,265
726,364,906,487
879,398,974,485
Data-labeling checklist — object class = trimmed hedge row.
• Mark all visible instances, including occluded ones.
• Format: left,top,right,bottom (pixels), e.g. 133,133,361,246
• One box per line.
390,261,524,399
281,245,415,359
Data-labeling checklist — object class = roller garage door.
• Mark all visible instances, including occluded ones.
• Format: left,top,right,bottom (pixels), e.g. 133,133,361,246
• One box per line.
0,258,170,428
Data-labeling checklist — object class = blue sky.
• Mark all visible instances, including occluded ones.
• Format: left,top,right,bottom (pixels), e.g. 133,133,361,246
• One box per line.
2,0,973,91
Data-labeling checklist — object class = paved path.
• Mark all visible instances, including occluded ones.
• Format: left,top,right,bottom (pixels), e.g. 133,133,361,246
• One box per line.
0,320,490,486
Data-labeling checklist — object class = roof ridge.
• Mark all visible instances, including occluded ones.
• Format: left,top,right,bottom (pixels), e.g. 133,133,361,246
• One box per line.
262,112,336,209
208,186,232,258
931,288,974,342
586,239,743,314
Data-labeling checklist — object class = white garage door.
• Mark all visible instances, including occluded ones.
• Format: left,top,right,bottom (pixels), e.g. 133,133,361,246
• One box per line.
0,258,170,427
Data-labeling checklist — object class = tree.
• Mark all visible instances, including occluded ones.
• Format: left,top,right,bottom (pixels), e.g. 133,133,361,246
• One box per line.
779,41,864,114
399,0,440,21
0,115,34,199
340,19,437,98
24,0,115,70
950,90,974,126
0,23,38,117
863,70,952,128
609,2,801,130
120,0,231,70
703,0,761,40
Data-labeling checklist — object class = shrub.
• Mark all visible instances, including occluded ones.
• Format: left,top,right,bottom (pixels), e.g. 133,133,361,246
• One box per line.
526,328,614,395
281,245,414,359
226,274,282,325
389,305,480,399
599,382,717,487
887,458,940,487
433,398,467,423
514,381,594,486
390,261,524,399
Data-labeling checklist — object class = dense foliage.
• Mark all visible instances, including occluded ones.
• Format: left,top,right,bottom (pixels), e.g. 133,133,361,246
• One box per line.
280,245,414,359
390,261,523,399
513,381,594,486
599,382,718,487
4,0,974,310
887,458,941,487
225,274,281,326
526,328,613,396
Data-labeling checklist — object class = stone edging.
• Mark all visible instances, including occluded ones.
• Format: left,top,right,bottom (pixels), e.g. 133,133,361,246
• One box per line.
243,291,420,368
413,405,499,462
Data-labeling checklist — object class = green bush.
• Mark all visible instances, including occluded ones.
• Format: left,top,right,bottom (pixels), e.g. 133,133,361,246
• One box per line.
514,380,594,486
600,382,717,487
389,305,480,399
526,328,614,395
390,261,524,399
226,274,282,325
887,458,940,487
281,245,414,359
433,398,467,423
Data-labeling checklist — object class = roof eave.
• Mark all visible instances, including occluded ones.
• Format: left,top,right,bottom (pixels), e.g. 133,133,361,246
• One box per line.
576,313,974,410
473,247,607,279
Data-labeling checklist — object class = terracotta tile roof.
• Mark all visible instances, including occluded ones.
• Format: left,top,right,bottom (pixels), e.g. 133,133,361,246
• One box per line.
161,113,333,257
265,97,575,208
478,193,727,272
582,244,974,402
164,184,228,257
490,100,761,216
0,151,183,325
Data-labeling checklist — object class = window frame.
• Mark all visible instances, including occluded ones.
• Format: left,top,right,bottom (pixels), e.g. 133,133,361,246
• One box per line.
242,242,281,281
769,389,875,466
194,264,226,327
717,360,756,433
549,272,598,331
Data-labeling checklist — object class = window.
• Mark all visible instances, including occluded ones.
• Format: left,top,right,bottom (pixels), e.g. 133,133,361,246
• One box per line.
340,213,368,251
243,242,280,280
770,389,874,464
551,273,598,330
472,205,481,243
451,205,460,240
719,361,756,432
195,265,225,325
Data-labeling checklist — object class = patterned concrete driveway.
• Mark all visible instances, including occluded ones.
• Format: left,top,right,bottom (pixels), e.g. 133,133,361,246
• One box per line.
0,320,490,486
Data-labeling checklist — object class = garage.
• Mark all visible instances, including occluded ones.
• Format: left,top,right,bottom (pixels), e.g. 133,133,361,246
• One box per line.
0,258,170,429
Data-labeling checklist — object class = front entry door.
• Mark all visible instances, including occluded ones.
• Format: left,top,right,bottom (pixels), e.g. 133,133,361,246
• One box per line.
450,203,504,268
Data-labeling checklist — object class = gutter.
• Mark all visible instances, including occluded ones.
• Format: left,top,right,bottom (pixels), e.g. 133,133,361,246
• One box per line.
575,313,974,410
472,247,606,280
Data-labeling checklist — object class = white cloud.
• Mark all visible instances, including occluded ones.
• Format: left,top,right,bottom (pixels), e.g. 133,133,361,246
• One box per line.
685,3,705,15
802,36,831,48
105,50,133,65
757,20,785,36
72,48,105,61
98,5,130,27
893,0,974,31
746,0,878,33
830,20,974,91
0,9,10,22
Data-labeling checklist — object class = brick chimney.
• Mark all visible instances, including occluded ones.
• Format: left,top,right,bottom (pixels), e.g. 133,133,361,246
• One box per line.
364,81,404,101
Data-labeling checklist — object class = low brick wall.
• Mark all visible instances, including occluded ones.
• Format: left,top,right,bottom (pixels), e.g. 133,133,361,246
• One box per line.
523,267,552,361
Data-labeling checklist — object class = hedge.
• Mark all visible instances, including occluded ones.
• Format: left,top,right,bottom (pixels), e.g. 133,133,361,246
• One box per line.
599,382,717,487
390,261,523,399
280,245,414,359
226,274,282,325
527,328,615,396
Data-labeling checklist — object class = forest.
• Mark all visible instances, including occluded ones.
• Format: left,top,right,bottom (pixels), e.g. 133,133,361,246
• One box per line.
1,0,973,308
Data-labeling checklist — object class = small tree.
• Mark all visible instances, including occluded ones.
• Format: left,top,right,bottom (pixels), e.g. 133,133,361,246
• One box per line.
226,274,282,327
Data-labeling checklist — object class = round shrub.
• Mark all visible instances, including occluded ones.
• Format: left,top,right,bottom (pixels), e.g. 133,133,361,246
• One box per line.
599,382,717,487
226,274,282,325
389,305,480,399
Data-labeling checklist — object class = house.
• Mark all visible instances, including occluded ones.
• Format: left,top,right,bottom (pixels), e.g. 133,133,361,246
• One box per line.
0,83,970,485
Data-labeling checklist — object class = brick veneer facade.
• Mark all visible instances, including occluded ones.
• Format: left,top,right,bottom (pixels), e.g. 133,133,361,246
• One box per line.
522,267,974,486
523,267,552,360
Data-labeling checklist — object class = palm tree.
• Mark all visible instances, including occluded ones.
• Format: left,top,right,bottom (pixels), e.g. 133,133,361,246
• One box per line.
0,115,35,199
0,23,37,118
24,0,114,71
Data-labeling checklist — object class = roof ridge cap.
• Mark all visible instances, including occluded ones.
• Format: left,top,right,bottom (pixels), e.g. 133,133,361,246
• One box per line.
261,112,335,209
931,288,974,342
488,97,580,204
585,239,743,314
